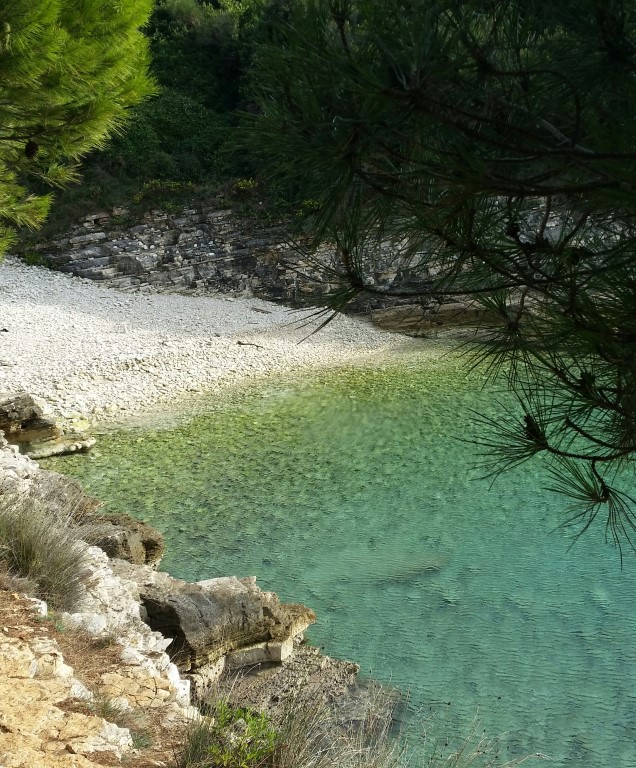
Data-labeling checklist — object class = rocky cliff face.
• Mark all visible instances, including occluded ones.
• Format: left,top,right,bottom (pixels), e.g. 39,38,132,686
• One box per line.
0,435,361,765
22,207,339,305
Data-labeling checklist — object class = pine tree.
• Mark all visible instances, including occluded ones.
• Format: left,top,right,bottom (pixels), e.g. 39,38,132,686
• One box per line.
250,0,636,557
0,0,155,255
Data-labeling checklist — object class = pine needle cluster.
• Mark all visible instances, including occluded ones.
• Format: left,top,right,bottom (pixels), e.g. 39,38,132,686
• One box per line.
249,0,636,556
0,0,155,254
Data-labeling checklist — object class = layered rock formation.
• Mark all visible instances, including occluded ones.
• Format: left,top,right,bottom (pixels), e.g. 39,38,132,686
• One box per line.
16,206,431,314
111,561,315,688
0,438,315,678
20,207,331,304
0,392,95,458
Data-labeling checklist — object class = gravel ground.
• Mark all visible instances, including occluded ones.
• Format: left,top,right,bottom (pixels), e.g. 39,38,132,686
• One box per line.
0,258,420,427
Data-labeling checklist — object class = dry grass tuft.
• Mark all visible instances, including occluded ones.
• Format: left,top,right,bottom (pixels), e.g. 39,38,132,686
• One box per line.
172,687,542,768
0,490,111,611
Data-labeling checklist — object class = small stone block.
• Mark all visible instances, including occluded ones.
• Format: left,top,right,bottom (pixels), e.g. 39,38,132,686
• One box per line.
226,643,271,669
267,637,294,663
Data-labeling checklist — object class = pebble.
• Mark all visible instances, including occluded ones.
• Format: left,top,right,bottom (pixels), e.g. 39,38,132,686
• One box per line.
0,257,420,426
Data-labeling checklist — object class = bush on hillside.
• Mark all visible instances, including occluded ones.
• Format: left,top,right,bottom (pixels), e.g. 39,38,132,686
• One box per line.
29,0,297,235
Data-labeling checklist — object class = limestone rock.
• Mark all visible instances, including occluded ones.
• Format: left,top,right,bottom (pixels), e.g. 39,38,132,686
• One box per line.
0,392,95,458
224,634,296,669
56,715,132,759
371,302,506,336
60,548,148,635
99,667,174,708
57,547,191,710
0,627,132,765
110,561,315,671
0,441,100,527
83,511,164,568
10,205,367,309
0,436,46,495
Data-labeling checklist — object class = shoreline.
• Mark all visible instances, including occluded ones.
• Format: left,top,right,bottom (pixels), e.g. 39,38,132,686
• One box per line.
0,257,434,430
0,255,411,760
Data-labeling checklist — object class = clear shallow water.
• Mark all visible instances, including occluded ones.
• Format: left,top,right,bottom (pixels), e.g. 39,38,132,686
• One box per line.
46,351,636,767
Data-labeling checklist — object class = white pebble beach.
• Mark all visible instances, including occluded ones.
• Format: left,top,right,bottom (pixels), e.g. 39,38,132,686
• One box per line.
0,257,423,428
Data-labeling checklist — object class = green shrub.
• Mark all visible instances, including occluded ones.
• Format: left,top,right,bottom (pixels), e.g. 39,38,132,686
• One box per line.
174,702,278,768
209,702,278,768
292,199,322,224
102,89,226,184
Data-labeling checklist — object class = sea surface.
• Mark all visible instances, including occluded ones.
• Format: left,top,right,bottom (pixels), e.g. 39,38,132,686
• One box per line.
45,349,636,767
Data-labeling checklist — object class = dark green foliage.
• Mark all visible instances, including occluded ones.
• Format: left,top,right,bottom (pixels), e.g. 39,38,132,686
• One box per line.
103,90,225,182
0,0,155,255
148,0,244,111
41,0,283,230
248,0,636,556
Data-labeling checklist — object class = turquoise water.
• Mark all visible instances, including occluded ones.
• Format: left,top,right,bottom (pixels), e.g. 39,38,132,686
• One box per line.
46,351,636,766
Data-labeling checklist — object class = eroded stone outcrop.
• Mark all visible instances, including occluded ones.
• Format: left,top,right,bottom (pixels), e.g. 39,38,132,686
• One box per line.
110,560,315,673
0,431,95,510
217,643,360,716
0,392,95,458
371,301,506,336
83,511,165,568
